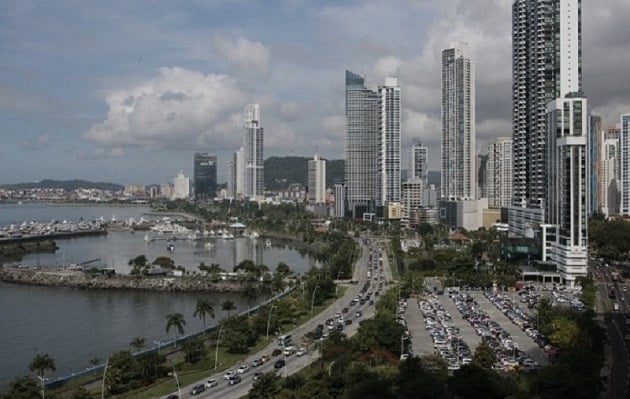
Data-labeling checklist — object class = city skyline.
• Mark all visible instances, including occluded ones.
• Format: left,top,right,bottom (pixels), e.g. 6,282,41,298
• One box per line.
1,1,629,185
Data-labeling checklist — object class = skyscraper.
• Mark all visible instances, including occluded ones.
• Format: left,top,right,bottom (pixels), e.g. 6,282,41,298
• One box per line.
441,44,475,200
486,137,513,208
345,70,380,217
512,0,582,208
244,104,264,198
408,139,428,187
193,152,217,201
379,77,401,204
172,171,190,200
601,127,620,217
308,154,326,204
546,95,589,286
620,115,630,216
589,116,603,215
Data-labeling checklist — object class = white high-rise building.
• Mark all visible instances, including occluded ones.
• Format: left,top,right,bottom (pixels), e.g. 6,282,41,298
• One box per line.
441,44,475,200
308,154,326,204
172,171,190,200
244,104,264,198
486,137,513,208
620,115,630,216
408,139,428,186
379,77,401,204
546,95,589,286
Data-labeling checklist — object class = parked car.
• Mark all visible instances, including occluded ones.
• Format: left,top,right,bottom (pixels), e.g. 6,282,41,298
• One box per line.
190,384,206,395
204,379,218,388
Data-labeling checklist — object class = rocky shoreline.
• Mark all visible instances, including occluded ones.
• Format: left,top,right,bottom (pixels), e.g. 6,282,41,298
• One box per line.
0,267,243,292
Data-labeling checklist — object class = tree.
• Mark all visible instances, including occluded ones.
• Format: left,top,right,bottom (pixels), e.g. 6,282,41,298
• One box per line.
193,297,215,332
70,387,92,399
29,353,55,398
153,256,175,268
89,357,101,367
222,300,237,316
129,336,146,353
249,372,282,399
165,313,186,346
1,376,40,399
128,254,147,267
471,341,495,369
241,281,259,312
182,337,205,364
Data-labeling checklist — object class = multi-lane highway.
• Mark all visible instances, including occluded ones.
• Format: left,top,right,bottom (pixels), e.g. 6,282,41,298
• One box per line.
165,238,390,399
594,260,630,399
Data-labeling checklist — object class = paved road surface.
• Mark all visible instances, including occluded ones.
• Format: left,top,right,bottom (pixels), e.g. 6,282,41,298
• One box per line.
165,237,380,399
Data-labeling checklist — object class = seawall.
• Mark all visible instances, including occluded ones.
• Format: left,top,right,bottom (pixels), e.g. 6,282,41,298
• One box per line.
0,268,244,292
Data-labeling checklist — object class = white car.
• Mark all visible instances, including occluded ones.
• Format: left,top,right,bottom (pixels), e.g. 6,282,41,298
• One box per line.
283,346,296,356
237,364,250,374
296,347,308,357
204,379,218,388
223,370,235,380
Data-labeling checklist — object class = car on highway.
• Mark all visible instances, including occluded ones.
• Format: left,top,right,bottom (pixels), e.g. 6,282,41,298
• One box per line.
190,384,206,395
253,372,263,380
166,395,178,399
271,348,282,356
251,358,263,367
237,363,250,373
228,375,242,385
296,347,308,356
356,311,362,317
344,319,353,325
261,354,271,363
224,370,236,380
274,359,286,369
283,346,296,356
204,379,218,388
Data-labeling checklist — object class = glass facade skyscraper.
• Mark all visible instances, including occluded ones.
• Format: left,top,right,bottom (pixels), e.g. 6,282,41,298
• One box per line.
193,152,217,201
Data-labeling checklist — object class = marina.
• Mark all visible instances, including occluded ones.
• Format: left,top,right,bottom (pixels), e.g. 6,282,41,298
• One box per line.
0,203,316,389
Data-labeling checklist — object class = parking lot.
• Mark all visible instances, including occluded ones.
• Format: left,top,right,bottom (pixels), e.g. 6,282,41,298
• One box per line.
402,288,551,373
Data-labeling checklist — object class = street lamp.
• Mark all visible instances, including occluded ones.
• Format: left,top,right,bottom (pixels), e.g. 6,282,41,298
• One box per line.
153,340,162,355
169,363,182,399
37,376,48,399
266,304,277,341
310,284,320,316
100,357,109,399
214,323,224,370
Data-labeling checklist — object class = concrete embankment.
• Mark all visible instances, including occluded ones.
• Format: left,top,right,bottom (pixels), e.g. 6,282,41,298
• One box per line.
0,268,242,292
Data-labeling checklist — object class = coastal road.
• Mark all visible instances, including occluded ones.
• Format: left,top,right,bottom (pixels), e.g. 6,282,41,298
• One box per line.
165,237,381,399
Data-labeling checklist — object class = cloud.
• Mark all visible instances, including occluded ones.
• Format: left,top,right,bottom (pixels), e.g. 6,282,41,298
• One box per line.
84,67,248,151
20,133,50,150
212,34,271,77
78,147,126,160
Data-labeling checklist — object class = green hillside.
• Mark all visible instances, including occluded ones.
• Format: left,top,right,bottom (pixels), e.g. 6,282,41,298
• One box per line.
264,156,344,190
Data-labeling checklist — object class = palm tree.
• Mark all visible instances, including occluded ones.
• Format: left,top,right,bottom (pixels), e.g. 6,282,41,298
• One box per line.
89,357,101,368
221,300,237,317
165,313,186,347
129,336,146,353
29,353,55,398
193,298,215,332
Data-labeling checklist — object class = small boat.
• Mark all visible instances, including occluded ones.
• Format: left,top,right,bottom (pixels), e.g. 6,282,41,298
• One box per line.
167,243,175,253
204,242,214,249
265,239,272,248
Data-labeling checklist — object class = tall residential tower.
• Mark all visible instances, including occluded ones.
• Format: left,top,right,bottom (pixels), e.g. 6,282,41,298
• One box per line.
441,44,475,200
244,104,264,198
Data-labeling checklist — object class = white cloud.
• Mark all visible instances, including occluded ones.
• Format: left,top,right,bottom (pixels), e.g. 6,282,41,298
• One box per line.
78,147,126,160
84,67,248,151
212,34,271,76
20,133,50,150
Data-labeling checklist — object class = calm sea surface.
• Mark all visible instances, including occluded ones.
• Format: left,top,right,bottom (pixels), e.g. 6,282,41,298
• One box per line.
0,203,315,389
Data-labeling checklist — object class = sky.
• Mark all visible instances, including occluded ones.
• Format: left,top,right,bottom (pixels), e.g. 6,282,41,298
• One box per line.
1,0,629,186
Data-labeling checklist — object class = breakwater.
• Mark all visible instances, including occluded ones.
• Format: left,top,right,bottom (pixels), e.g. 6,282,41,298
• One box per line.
0,268,244,292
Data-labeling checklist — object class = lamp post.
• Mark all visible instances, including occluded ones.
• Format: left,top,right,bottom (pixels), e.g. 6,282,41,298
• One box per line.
170,363,182,399
100,357,109,399
153,340,162,355
37,376,48,399
214,324,224,370
310,284,320,316
266,304,277,341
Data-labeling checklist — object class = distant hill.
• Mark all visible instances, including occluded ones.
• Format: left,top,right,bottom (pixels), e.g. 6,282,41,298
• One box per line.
0,179,124,191
264,156,344,190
